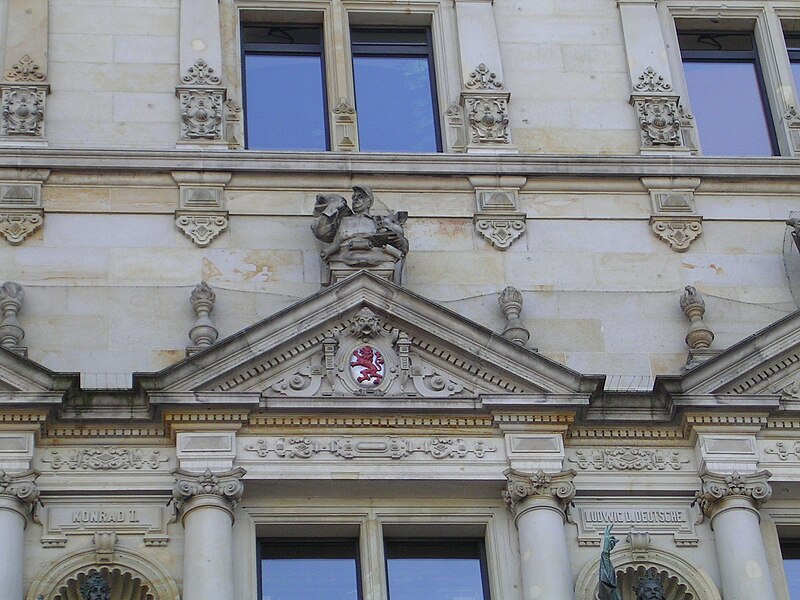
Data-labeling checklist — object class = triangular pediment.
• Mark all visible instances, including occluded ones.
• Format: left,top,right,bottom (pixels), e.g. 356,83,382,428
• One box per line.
140,272,602,401
661,310,800,404
0,346,75,396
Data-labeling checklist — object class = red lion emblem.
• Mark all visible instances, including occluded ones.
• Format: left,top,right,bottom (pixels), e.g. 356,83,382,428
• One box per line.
350,346,384,385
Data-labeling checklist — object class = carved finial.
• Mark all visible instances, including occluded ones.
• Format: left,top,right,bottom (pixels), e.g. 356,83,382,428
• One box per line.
0,282,25,353
633,67,672,93
80,572,111,600
680,285,713,350
187,282,218,353
498,286,529,346
4,55,46,82
465,64,503,90
333,98,355,115
180,58,221,85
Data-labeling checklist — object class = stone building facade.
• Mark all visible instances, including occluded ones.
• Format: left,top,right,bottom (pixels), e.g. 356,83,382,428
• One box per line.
1,0,800,599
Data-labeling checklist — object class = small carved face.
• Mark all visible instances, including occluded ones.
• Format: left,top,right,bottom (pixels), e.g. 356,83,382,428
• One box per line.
636,580,665,600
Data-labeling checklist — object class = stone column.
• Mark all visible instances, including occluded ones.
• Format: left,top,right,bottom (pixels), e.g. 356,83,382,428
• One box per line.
173,468,245,600
503,468,576,600
0,469,39,600
696,470,778,600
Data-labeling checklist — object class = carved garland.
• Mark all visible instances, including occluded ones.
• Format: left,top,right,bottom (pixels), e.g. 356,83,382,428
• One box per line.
567,448,690,471
41,447,169,471
243,437,496,460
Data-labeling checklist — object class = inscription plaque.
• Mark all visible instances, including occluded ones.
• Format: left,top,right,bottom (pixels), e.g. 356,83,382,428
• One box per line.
571,499,698,547
41,497,170,547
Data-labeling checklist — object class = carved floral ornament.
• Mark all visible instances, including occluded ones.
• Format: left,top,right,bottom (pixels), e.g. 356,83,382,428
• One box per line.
633,67,673,93
694,469,772,517
1,85,46,136
465,63,503,90
172,467,245,512
243,436,496,460
41,447,169,471
503,468,577,511
650,217,702,252
4,55,46,82
0,468,39,505
181,58,221,86
567,447,690,471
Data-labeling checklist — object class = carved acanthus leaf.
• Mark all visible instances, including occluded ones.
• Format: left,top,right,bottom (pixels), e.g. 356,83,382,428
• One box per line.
695,470,771,516
0,469,39,505
503,468,576,511
172,467,245,512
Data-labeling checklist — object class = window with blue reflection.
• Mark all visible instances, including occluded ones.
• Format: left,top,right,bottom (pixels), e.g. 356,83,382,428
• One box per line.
678,31,777,156
385,540,490,600
785,34,800,103
259,539,361,600
783,541,800,599
351,28,441,152
242,25,329,151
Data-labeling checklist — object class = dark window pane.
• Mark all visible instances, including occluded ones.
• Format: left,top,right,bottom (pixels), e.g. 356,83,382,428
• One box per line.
385,540,489,600
244,54,327,150
351,29,428,46
243,25,322,46
682,61,774,155
353,56,437,152
678,32,754,51
260,540,360,600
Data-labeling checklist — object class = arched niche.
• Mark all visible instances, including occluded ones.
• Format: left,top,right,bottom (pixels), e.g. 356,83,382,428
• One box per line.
26,544,179,600
574,543,720,600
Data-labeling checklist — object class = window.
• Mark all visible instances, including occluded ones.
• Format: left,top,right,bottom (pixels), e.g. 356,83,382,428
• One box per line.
258,539,362,600
677,29,778,156
384,539,490,600
350,28,441,152
242,24,329,151
783,540,800,599
786,32,800,98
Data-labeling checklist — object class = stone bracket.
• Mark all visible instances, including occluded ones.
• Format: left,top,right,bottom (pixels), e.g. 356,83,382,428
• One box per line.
0,82,49,140
470,177,527,250
0,179,45,245
642,177,702,252
172,171,231,247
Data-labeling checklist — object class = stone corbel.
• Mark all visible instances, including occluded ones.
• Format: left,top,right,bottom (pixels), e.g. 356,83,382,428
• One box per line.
0,172,47,245
629,67,691,155
642,177,702,252
470,176,527,249
171,171,231,247
176,59,227,147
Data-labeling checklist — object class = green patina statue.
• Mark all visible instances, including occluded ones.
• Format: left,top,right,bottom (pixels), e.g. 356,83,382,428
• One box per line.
598,524,622,600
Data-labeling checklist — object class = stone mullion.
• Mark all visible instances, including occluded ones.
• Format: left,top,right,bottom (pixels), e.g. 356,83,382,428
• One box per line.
0,469,39,600
503,468,576,600
696,470,778,600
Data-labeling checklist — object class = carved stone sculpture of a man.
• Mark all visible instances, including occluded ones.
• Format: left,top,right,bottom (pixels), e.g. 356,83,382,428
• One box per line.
635,568,666,600
311,185,408,285
80,573,111,600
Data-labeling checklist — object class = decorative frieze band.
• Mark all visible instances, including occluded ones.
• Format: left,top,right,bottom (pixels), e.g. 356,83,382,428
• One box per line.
242,436,497,461
567,447,690,471
502,468,576,512
40,447,169,471
695,470,772,517
172,467,245,513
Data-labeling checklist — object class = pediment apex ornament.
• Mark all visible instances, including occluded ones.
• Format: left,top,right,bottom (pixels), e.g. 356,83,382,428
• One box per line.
172,467,245,512
503,468,576,511
348,307,382,341
633,67,672,93
180,58,221,86
4,55,46,82
465,63,503,90
695,469,772,517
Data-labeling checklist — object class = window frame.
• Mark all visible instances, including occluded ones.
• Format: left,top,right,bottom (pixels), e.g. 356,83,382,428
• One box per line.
676,28,780,156
349,26,443,152
240,23,331,151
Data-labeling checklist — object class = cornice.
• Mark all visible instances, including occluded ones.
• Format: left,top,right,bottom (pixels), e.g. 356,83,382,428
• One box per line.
4,148,800,179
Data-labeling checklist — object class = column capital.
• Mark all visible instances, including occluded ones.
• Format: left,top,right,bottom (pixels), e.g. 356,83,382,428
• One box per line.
502,468,576,512
0,468,39,506
695,469,772,518
172,467,245,515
